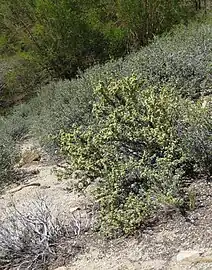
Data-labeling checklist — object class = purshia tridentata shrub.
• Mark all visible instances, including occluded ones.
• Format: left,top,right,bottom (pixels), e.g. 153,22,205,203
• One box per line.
58,75,193,236
59,75,211,237
60,76,183,176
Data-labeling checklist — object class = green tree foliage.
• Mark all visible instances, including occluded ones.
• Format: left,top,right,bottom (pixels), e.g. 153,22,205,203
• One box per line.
0,0,204,79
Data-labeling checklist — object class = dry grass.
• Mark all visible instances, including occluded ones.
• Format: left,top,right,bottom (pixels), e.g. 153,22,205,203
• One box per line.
0,196,91,270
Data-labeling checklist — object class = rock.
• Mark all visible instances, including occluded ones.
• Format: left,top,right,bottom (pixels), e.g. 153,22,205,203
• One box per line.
54,267,68,270
176,250,200,262
70,206,81,213
169,250,212,269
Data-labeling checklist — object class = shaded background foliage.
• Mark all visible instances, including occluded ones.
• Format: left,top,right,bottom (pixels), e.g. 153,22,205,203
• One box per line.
0,0,208,82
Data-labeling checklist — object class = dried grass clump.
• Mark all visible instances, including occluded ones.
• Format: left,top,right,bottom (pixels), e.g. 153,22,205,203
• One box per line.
0,197,90,269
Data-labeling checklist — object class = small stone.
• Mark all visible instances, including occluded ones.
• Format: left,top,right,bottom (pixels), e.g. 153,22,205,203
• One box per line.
70,206,81,213
176,250,200,262
54,267,67,270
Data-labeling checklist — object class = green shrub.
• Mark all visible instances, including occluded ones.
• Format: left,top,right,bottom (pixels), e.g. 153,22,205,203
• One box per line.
58,75,211,237
4,59,48,100
0,56,49,115
58,76,185,236
59,76,181,174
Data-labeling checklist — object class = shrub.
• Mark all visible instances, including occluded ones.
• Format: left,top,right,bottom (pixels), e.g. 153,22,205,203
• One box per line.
85,14,212,98
0,56,49,115
0,138,16,188
0,197,88,269
59,76,181,174
0,113,20,187
0,103,32,187
29,79,93,153
179,96,212,177
4,59,49,101
58,75,211,237
58,76,185,236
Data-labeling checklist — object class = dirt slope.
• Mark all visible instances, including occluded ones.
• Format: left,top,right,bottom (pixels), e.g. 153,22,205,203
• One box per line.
1,140,212,270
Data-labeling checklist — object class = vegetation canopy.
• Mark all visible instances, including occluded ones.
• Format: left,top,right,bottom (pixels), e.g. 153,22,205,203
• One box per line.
0,2,211,242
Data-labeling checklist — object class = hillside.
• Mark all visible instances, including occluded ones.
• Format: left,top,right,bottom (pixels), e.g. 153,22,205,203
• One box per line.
1,139,212,270
0,7,212,270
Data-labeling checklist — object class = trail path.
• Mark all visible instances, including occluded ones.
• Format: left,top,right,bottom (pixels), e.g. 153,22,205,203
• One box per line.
0,139,91,227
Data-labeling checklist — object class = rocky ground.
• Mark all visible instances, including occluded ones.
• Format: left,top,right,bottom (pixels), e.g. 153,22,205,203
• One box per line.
1,140,212,270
